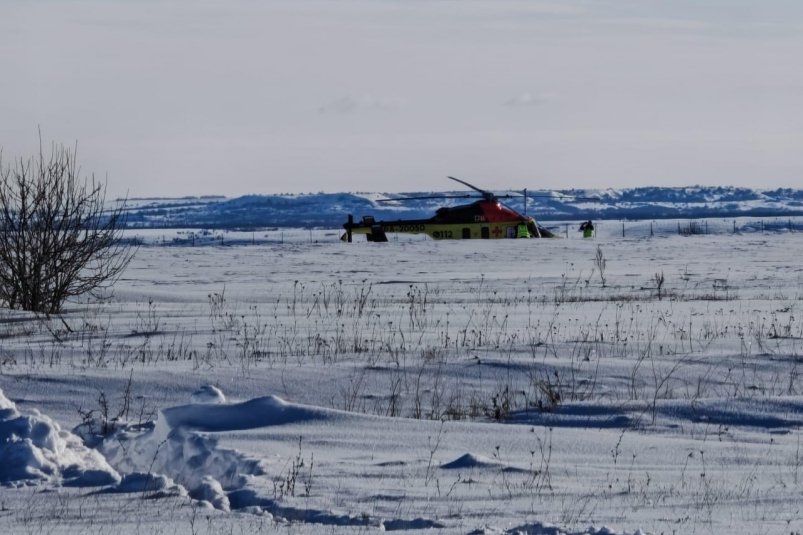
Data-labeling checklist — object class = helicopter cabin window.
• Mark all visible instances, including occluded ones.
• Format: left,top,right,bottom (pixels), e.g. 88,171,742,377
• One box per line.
462,228,470,239
481,227,489,239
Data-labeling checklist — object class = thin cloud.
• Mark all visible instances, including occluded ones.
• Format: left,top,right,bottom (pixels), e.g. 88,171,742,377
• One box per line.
318,95,407,114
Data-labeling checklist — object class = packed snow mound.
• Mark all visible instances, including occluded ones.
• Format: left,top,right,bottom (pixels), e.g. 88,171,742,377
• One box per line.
160,394,326,431
190,475,230,511
0,393,15,412
441,453,500,470
190,384,226,404
0,389,120,487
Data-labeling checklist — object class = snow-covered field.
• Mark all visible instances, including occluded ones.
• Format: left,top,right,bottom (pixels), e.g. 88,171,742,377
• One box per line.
2,229,803,534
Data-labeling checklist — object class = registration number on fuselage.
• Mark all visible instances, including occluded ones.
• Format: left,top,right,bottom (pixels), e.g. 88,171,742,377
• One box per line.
386,224,426,233
431,230,454,239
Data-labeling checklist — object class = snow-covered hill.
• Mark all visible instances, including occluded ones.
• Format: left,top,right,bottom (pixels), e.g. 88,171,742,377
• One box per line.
116,186,803,229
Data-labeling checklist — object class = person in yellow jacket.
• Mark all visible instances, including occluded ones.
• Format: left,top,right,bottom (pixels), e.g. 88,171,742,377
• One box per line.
579,220,594,238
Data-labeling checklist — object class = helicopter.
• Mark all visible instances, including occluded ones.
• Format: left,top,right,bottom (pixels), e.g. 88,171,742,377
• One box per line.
342,176,564,242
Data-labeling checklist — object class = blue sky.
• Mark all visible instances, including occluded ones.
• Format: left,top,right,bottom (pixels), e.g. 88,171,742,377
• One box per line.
2,1,802,197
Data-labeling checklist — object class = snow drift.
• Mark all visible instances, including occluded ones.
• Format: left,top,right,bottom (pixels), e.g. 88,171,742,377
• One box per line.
88,388,447,529
83,394,269,509
0,388,120,487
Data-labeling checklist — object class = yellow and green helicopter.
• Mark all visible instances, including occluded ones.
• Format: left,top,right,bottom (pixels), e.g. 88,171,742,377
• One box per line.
343,177,583,242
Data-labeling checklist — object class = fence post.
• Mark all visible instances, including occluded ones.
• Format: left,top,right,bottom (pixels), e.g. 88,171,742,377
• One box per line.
622,222,625,238
650,221,654,237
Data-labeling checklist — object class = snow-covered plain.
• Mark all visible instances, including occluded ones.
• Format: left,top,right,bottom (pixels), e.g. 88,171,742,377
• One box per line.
1,227,803,534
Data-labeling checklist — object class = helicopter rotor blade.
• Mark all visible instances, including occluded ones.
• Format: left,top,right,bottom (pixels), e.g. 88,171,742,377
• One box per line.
376,178,601,206
510,190,601,202
376,194,478,203
446,176,493,197
535,195,601,202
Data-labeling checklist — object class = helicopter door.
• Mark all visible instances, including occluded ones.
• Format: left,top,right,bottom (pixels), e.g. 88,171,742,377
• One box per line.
481,227,490,239
462,228,471,239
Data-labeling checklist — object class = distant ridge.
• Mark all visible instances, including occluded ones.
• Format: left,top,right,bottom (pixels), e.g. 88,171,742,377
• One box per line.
117,186,803,229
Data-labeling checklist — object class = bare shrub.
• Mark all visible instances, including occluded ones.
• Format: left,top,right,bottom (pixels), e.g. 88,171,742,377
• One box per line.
0,138,135,314
74,371,147,444
530,369,563,412
488,385,513,421
654,271,665,300
273,437,313,499
594,246,607,287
